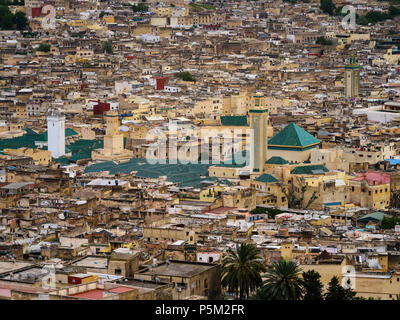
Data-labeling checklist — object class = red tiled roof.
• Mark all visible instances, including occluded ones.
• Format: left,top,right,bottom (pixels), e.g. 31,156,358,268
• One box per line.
69,289,105,300
351,171,390,185
0,288,11,298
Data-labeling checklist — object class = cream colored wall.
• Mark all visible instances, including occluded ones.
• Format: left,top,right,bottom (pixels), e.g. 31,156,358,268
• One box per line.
299,264,344,288
194,97,223,116
268,148,313,163
3,148,52,166
208,166,238,179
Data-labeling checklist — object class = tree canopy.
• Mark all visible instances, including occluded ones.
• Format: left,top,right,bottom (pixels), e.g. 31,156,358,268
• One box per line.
381,216,400,230
324,276,356,300
257,259,304,300
37,43,51,52
177,71,196,82
102,41,113,54
320,0,336,15
221,243,266,300
131,3,148,12
0,1,28,30
302,270,323,300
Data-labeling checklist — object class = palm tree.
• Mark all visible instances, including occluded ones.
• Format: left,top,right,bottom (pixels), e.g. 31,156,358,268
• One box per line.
257,259,304,300
221,243,266,300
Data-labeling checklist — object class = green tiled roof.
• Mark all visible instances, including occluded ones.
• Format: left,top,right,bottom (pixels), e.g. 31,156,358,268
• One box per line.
357,212,385,223
65,139,103,163
268,122,320,149
39,128,79,140
290,165,329,175
66,128,79,137
43,139,103,164
266,156,288,165
254,173,279,183
220,116,248,127
54,157,70,166
84,159,224,188
23,128,38,135
0,130,42,151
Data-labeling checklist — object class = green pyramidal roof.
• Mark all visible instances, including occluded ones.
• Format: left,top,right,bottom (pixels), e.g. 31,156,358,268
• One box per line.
254,173,279,183
266,156,288,165
268,122,320,149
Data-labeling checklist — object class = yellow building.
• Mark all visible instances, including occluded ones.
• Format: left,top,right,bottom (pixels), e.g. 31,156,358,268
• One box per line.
248,173,287,207
157,6,171,17
290,166,350,210
383,48,400,65
193,96,223,118
3,148,52,166
75,47,94,62
348,171,390,210
102,16,115,23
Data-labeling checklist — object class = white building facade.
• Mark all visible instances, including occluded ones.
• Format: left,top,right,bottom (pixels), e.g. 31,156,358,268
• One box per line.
47,109,65,159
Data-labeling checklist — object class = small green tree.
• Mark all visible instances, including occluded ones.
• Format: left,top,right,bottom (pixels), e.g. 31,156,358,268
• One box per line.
356,14,369,25
102,41,113,54
316,37,333,45
302,270,323,300
37,43,51,52
14,11,27,30
0,10,14,30
320,0,336,15
131,3,148,12
389,5,400,18
324,276,356,300
381,216,400,229
250,207,283,219
177,71,196,82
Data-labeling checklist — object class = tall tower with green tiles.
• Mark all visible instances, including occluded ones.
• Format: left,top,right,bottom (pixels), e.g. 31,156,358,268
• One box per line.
249,92,268,173
344,56,361,98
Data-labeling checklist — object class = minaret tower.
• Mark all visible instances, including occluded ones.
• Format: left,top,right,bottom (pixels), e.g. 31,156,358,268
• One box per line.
344,56,360,98
249,92,268,173
47,108,65,159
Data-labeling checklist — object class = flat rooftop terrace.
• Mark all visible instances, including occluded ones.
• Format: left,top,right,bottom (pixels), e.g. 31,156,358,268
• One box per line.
0,261,33,274
144,261,216,277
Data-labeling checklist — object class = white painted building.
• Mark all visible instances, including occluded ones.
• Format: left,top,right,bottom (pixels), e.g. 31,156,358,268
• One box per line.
353,104,400,124
164,86,181,93
47,109,65,159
